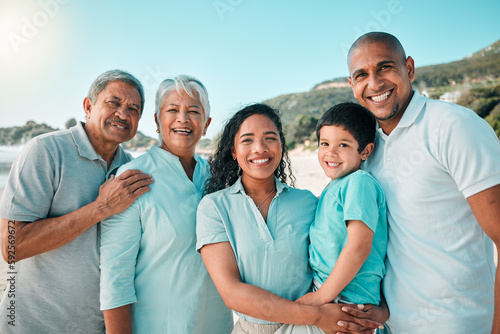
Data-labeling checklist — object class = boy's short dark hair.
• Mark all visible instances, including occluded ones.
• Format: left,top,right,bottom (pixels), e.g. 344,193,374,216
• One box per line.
316,102,376,153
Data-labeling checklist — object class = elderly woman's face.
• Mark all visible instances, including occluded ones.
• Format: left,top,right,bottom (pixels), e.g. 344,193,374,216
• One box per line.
155,89,210,157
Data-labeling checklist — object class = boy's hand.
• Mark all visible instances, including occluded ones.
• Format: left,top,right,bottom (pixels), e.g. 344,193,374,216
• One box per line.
296,291,327,306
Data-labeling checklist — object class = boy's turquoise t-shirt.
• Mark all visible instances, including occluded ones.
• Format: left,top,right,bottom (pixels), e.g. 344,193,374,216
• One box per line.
309,170,388,305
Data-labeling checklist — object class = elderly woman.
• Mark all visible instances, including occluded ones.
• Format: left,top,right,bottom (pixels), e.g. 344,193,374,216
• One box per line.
99,75,233,334
196,103,386,334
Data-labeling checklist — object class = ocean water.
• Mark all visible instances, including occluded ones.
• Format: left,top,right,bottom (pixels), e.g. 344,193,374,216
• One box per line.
0,146,23,190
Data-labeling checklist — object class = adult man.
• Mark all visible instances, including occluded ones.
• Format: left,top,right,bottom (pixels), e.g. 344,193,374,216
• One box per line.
0,70,153,333
347,32,500,333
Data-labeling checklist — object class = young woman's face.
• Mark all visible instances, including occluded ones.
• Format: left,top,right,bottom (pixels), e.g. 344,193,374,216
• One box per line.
232,114,282,184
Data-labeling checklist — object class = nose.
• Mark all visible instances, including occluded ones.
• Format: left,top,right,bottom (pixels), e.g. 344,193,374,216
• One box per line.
252,138,268,153
328,146,339,157
367,73,383,91
176,110,189,123
114,105,129,120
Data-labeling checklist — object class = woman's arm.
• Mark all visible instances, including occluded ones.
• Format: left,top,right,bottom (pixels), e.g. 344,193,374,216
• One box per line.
100,194,142,333
103,305,132,334
297,220,374,306
200,241,383,334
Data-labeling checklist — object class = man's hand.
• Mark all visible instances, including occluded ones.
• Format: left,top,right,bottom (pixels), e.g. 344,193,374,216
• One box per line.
95,169,153,218
1,170,153,261
314,303,384,334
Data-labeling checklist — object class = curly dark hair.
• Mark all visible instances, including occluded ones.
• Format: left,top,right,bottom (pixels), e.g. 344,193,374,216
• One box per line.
205,103,295,195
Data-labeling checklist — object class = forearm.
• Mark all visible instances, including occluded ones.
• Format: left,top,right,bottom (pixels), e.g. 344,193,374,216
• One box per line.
492,247,500,333
317,220,372,304
2,201,108,261
224,280,321,326
103,305,132,334
318,246,369,303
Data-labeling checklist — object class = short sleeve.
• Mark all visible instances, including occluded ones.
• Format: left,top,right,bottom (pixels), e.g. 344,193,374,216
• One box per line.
340,173,380,232
0,138,55,221
196,195,229,252
99,200,142,310
438,106,500,198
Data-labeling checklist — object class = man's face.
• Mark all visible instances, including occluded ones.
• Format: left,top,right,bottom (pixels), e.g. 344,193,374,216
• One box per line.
84,81,142,146
348,41,415,133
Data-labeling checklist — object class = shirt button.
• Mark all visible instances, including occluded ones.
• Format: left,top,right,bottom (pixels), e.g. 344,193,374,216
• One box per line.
387,143,392,148
387,156,391,161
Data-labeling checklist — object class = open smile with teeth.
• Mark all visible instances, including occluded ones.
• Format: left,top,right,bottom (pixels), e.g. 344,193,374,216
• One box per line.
111,121,129,130
370,90,392,103
326,162,341,167
173,128,192,134
250,158,270,164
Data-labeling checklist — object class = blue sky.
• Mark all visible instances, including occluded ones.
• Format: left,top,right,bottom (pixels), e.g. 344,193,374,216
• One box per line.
1,0,499,139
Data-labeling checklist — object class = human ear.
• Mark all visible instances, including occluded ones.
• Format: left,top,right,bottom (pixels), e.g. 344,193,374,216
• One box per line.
406,56,415,83
361,143,375,161
203,117,212,136
83,97,93,119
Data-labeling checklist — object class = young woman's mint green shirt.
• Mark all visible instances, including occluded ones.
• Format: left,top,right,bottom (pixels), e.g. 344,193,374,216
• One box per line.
100,145,233,334
196,177,318,325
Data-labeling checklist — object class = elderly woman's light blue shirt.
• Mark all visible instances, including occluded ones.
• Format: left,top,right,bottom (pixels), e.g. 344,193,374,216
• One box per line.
100,145,233,334
196,177,318,325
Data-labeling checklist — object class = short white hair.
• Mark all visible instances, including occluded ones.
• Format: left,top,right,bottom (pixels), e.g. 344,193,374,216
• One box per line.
155,75,210,121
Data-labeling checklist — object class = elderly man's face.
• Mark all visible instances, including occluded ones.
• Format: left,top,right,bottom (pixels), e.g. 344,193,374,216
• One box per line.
85,81,142,146
348,41,414,133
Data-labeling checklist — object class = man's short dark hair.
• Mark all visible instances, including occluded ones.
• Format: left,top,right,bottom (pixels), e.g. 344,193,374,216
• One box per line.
316,102,376,153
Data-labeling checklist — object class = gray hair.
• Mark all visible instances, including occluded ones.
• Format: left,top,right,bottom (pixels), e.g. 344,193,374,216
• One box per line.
87,69,145,114
155,75,210,122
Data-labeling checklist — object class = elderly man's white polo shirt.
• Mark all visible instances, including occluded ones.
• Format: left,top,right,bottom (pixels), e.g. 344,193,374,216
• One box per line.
363,90,500,334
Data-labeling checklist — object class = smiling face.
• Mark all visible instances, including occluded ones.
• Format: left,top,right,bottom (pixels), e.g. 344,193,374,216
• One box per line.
155,89,211,159
318,125,373,181
84,81,142,149
232,114,282,185
348,40,415,134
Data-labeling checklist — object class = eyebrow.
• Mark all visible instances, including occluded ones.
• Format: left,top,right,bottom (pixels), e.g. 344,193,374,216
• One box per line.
351,59,398,78
111,96,140,109
239,131,278,138
165,103,201,109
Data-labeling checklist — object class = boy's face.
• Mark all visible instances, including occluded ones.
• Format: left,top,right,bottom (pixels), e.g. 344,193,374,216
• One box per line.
317,125,374,181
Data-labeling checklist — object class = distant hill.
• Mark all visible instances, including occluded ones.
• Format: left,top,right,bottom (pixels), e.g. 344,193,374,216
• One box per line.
0,121,58,146
264,39,500,145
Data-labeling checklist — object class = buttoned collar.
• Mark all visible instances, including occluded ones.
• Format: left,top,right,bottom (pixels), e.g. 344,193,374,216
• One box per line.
229,176,288,195
70,121,129,174
377,89,427,138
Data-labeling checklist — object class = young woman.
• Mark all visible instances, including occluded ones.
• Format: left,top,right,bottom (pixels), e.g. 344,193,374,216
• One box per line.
196,103,385,334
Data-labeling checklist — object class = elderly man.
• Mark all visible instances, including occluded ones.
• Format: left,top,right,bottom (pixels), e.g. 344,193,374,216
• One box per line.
0,70,153,333
347,32,500,333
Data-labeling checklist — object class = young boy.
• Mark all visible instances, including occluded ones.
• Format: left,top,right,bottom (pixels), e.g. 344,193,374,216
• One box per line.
276,103,387,334
300,102,388,307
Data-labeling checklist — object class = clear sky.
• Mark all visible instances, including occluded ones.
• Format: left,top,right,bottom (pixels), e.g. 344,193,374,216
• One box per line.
1,0,499,139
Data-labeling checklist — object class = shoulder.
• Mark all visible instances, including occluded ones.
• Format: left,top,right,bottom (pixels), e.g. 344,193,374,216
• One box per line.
17,128,74,161
198,187,233,214
345,170,380,186
29,128,73,149
422,98,482,128
340,170,385,197
281,185,319,213
115,150,151,176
